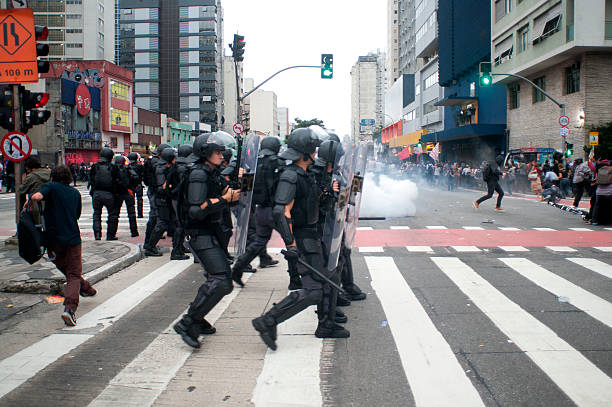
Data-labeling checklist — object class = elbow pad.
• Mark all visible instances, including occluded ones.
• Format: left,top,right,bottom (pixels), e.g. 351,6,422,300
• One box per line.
273,204,294,246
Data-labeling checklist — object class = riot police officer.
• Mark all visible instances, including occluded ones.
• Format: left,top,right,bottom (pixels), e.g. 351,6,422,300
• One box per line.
252,128,349,352
173,134,241,348
88,148,120,240
143,144,170,251
167,144,192,260
144,147,176,257
113,155,139,237
127,152,144,218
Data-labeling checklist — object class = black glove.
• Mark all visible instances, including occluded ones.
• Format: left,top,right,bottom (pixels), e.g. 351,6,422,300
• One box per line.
283,246,299,262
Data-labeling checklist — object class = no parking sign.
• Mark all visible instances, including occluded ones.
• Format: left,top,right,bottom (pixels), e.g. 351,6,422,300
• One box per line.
1,131,32,162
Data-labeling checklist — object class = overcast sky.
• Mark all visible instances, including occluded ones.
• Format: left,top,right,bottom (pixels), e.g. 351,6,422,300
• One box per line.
222,0,387,137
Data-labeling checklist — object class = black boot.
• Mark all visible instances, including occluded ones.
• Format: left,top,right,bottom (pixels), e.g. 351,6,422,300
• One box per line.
335,309,348,324
144,246,163,257
252,316,278,350
345,284,366,301
170,249,190,260
200,319,216,335
231,266,245,287
259,253,279,268
173,316,201,348
244,264,257,273
288,275,302,290
315,321,350,338
336,293,351,306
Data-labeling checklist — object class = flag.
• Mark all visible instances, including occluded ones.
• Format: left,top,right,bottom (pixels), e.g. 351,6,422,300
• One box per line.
429,143,440,161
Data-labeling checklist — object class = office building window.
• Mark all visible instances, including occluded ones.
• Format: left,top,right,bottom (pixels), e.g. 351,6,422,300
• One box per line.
565,63,580,94
415,0,425,19
424,72,438,89
518,25,529,53
505,0,512,14
532,76,546,103
405,110,415,121
111,82,130,101
67,14,82,19
415,83,420,95
532,4,561,44
509,83,520,109
423,99,438,115
494,35,513,65
66,43,83,48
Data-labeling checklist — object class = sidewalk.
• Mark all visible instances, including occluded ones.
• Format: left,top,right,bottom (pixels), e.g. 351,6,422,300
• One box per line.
0,240,142,296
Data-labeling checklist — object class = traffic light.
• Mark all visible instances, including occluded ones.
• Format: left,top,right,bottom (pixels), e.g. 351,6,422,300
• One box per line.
0,86,15,130
20,86,51,132
479,61,492,87
321,54,333,79
230,34,245,62
35,26,50,74
565,143,574,157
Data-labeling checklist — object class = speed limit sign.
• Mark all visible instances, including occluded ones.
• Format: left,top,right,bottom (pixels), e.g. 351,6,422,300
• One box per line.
559,115,570,127
233,122,244,135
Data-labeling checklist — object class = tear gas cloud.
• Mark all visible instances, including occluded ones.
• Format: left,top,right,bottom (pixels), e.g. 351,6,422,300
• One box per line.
360,174,418,218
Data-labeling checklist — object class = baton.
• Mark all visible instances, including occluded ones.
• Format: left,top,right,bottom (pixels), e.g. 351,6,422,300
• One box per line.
281,250,347,295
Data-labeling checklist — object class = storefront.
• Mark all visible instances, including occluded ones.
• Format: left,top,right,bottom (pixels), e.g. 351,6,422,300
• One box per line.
509,147,557,165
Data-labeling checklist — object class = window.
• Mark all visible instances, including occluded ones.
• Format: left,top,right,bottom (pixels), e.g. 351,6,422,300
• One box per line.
423,99,438,115
111,82,130,101
565,63,580,94
66,28,82,34
505,0,512,14
111,109,129,127
405,110,416,121
495,0,506,22
415,83,420,95
494,35,513,65
415,0,425,19
509,83,520,109
66,43,83,48
532,76,546,103
518,25,529,53
67,14,81,19
532,4,561,44
424,72,438,89
110,137,118,148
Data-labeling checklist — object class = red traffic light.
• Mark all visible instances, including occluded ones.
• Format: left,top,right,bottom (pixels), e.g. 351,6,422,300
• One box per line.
34,93,49,108
35,26,48,40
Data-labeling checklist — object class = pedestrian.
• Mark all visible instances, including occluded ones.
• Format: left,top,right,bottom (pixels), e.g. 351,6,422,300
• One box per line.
18,156,50,225
474,155,505,211
588,157,611,225
88,148,120,240
252,128,349,352
572,159,590,208
112,155,139,237
127,153,145,218
173,134,241,348
528,164,543,201
69,163,78,186
29,165,97,326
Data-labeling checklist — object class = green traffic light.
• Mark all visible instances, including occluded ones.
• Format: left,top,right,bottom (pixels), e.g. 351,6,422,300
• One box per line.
321,53,333,79
479,75,492,87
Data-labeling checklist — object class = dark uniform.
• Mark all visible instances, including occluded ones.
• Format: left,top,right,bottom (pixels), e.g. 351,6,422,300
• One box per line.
127,152,145,218
144,148,176,257
167,145,192,260
475,155,505,210
143,143,170,251
88,148,120,241
113,155,139,237
252,128,349,352
173,134,240,348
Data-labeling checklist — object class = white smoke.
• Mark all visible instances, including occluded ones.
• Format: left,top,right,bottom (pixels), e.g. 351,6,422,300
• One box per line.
359,174,418,218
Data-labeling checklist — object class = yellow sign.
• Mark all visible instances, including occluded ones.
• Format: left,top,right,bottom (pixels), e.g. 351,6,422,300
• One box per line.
0,8,39,84
589,131,599,146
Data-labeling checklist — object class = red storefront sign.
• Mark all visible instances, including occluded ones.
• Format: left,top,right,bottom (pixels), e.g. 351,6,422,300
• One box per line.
75,84,91,116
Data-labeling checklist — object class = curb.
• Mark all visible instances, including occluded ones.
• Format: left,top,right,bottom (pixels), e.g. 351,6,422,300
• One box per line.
0,242,144,295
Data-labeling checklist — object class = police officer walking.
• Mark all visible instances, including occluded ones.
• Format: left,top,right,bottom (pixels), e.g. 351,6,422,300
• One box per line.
88,148,120,241
144,148,176,257
127,152,145,218
112,155,139,237
173,134,241,348
252,128,349,352
143,144,171,251
167,144,192,260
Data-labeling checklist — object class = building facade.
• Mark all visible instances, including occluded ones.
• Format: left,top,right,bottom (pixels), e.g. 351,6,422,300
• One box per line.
244,80,279,137
117,0,224,131
277,107,289,138
167,120,195,147
399,0,417,76
131,107,166,154
222,55,243,134
350,52,386,141
387,0,401,87
32,0,116,63
492,0,612,158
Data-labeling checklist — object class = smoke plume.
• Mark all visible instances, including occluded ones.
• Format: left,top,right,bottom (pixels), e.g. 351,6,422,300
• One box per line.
360,174,418,218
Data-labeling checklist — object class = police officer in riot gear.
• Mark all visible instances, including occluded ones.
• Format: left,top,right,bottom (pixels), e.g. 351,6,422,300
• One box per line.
127,152,144,218
173,134,241,348
252,128,349,352
144,147,176,257
113,155,139,237
88,148,120,240
144,144,171,251
167,144,192,260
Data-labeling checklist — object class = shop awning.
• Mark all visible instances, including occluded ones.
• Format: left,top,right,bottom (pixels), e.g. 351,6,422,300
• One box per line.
435,96,478,107
389,129,428,148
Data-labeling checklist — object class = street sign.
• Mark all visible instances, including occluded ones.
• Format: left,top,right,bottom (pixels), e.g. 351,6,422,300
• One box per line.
233,122,244,135
0,8,38,84
589,131,599,146
1,131,32,162
558,115,570,127
9,0,29,8
559,127,569,138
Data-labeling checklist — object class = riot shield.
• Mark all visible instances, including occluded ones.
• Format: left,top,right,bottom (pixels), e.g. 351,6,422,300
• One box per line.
322,142,355,271
344,144,368,249
232,133,260,257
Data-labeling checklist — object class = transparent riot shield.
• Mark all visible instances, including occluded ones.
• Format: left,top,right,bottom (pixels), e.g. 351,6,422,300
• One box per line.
344,143,368,249
232,133,260,257
322,142,355,271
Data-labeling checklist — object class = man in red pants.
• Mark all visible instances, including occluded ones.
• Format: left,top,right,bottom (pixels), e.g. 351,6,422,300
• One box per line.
30,165,96,326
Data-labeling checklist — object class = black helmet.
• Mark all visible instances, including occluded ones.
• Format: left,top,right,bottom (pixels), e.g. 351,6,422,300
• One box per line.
316,140,343,166
309,125,329,142
191,133,225,161
260,136,281,156
209,131,236,150
279,128,320,161
99,147,114,163
495,154,504,166
327,131,341,143
222,148,234,163
127,152,139,162
113,155,126,166
177,144,193,158
153,143,171,155
159,147,176,164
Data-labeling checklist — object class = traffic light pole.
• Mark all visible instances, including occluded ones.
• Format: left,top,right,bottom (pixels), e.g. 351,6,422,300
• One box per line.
239,65,320,101
9,84,23,240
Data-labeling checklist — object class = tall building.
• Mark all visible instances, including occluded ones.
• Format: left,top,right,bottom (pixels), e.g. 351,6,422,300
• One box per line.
387,0,400,87
244,80,279,137
492,0,612,158
32,0,116,63
117,0,224,130
398,0,417,76
222,55,243,134
350,52,386,141
277,107,289,138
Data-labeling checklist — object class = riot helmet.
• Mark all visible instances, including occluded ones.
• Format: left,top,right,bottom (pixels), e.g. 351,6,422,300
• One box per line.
279,128,320,161
260,136,281,156
209,131,236,150
315,140,343,166
127,152,139,163
327,131,341,143
159,147,176,164
222,148,234,163
309,125,329,143
495,154,504,166
99,147,114,163
177,144,193,158
113,155,126,166
153,143,171,155
191,133,225,161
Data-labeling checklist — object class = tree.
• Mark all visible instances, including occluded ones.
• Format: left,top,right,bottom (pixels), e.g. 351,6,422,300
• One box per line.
293,118,325,129
586,122,612,160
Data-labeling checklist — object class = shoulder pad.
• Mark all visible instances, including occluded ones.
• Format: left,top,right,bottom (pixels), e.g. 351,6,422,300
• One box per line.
189,166,208,182
279,168,298,184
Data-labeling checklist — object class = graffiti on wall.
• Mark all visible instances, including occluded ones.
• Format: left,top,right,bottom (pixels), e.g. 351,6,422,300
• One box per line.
61,68,106,88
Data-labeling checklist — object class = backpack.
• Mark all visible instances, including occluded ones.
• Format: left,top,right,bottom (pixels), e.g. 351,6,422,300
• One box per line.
253,156,280,206
482,164,492,182
127,166,141,189
93,162,114,190
117,165,130,190
597,166,612,185
176,166,192,227
143,158,155,187
17,208,45,264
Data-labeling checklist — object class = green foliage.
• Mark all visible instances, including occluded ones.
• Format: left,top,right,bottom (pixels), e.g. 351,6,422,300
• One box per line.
293,118,325,129
587,122,612,160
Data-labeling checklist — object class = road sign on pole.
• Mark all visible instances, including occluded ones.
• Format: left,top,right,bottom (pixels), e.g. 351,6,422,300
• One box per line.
558,115,570,127
1,130,32,162
589,131,599,146
233,122,244,135
0,8,39,84
559,127,569,138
